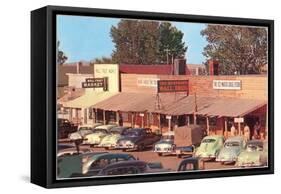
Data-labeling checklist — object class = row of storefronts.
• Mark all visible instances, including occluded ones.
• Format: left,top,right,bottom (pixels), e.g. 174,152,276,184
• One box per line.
58,63,268,139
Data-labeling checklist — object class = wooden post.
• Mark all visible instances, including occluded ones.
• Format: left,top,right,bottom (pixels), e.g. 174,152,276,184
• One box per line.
94,109,97,123
238,121,241,135
206,116,210,135
224,118,228,137
194,113,197,125
103,110,106,125
116,111,119,125
158,114,161,133
187,115,190,126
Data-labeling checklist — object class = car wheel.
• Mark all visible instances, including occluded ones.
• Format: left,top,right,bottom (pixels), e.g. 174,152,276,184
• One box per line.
158,153,163,157
122,148,127,152
177,154,182,158
138,144,145,151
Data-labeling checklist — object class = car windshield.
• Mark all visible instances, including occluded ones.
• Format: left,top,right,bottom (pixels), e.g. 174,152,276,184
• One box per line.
79,127,92,131
225,141,240,148
246,143,263,151
202,138,216,143
162,135,174,140
125,131,141,137
93,129,108,134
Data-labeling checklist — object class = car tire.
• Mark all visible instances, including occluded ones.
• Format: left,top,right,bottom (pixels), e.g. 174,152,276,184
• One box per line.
158,153,163,157
138,144,145,151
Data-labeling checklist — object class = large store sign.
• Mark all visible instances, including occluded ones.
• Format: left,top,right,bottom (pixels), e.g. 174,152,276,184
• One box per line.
157,80,189,94
82,77,108,91
213,80,241,90
94,64,119,92
137,77,159,87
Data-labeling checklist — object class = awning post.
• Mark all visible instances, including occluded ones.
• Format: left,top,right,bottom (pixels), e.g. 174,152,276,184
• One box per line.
206,116,210,135
116,111,119,125
103,109,106,125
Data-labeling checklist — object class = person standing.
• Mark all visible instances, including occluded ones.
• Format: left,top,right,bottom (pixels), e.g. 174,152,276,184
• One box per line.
230,123,236,136
243,123,250,141
254,121,261,139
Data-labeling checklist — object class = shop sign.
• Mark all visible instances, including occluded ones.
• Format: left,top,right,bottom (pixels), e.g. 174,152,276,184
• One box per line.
82,77,108,91
234,117,244,123
166,115,172,119
137,77,159,87
157,80,189,94
213,80,241,90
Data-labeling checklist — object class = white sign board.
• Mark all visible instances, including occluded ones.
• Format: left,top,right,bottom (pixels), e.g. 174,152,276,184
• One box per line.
94,64,119,92
213,80,241,90
166,115,172,119
137,77,159,87
139,113,144,117
234,117,244,123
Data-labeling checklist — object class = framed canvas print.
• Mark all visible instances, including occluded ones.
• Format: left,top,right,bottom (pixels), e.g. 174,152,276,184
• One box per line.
31,5,274,188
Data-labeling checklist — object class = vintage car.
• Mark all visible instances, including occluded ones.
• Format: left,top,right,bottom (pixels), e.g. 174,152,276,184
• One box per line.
68,123,102,140
98,127,131,149
57,147,92,157
58,143,75,151
82,153,136,176
153,131,175,156
194,135,224,160
95,124,118,131
58,118,77,139
97,160,167,176
236,140,268,167
177,157,202,171
83,128,109,146
216,136,246,164
57,152,107,178
115,128,161,151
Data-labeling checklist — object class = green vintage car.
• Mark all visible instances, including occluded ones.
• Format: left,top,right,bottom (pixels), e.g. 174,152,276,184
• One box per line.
216,136,246,164
194,135,224,160
236,140,268,167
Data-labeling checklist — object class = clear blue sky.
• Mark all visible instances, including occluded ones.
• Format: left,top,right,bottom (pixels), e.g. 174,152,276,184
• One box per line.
57,15,207,64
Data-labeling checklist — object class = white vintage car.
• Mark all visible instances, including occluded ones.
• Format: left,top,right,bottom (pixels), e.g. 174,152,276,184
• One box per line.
153,131,175,156
68,123,102,140
216,136,246,164
83,124,117,146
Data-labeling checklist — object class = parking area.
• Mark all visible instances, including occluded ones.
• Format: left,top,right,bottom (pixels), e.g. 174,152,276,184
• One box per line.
75,144,238,171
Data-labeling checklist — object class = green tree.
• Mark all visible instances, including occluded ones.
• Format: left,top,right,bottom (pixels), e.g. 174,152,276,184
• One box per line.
57,41,68,65
91,56,115,64
110,20,187,64
201,25,268,75
158,22,187,64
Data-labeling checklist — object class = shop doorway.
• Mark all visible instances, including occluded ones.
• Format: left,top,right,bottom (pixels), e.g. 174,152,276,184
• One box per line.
244,116,259,138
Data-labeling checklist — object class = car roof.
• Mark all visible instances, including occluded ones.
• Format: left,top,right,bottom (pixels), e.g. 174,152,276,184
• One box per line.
203,135,224,140
102,160,146,170
95,124,118,129
87,153,134,162
225,136,244,142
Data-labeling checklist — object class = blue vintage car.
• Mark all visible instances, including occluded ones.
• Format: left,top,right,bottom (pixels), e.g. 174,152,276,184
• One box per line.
154,131,175,156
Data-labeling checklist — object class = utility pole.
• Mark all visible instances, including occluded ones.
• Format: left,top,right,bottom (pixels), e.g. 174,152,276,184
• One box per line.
164,49,170,64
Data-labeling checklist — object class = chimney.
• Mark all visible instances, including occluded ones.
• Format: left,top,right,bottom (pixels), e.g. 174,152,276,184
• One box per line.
173,58,186,75
76,61,82,74
208,59,219,75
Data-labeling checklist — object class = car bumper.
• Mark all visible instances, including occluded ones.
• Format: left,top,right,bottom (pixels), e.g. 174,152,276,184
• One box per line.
115,144,136,149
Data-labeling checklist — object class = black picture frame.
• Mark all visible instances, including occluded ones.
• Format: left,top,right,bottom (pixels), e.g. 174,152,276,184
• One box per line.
31,5,274,188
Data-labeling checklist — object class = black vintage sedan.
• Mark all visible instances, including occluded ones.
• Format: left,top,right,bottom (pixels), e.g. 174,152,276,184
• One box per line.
115,128,161,151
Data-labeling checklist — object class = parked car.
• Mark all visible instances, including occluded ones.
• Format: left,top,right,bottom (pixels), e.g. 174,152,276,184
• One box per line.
58,143,75,151
57,147,92,157
194,135,224,160
68,123,102,140
82,153,136,176
58,118,77,139
216,136,246,164
95,124,118,131
98,127,131,149
83,128,109,146
177,157,201,171
97,160,168,176
57,152,107,178
236,140,268,167
154,131,175,156
116,128,161,151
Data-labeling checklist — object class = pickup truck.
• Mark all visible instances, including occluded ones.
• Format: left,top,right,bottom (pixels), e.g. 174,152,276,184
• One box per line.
115,128,161,151
154,125,204,158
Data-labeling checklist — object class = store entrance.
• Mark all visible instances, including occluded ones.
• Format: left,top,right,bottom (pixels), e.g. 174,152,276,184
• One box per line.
244,116,259,138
